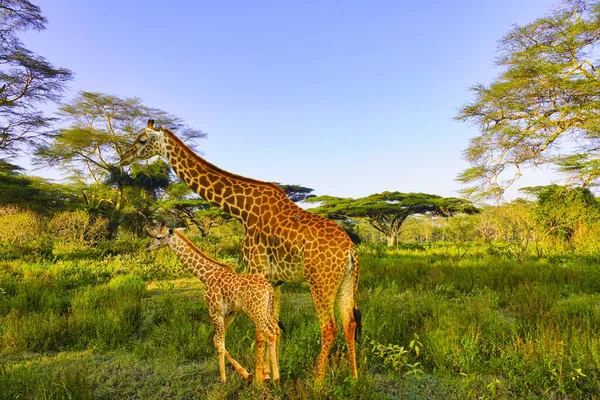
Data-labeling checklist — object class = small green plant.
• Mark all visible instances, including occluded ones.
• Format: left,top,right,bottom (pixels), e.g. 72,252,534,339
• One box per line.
369,333,424,377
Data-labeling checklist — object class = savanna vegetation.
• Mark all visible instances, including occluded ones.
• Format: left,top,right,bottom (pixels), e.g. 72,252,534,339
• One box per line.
2,0,600,399
2,185,600,399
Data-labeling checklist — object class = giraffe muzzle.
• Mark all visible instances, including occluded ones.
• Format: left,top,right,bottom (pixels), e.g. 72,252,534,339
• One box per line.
120,147,137,166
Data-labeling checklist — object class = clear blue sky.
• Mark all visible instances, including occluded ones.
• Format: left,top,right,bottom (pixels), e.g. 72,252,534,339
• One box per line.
19,0,560,199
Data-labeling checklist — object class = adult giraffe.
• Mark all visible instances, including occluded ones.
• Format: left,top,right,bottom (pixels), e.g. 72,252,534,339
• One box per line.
121,120,361,381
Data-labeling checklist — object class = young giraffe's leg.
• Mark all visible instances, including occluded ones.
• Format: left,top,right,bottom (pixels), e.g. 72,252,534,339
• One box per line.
255,330,266,383
209,310,228,383
242,245,274,381
261,284,281,380
309,283,338,382
268,322,280,381
253,313,280,382
336,269,359,377
223,313,251,380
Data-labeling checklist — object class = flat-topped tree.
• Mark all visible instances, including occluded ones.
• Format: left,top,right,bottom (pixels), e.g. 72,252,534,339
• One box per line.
274,183,315,203
120,120,362,381
307,192,478,247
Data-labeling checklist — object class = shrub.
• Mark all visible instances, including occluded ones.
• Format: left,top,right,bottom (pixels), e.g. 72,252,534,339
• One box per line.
0,206,45,246
48,210,109,251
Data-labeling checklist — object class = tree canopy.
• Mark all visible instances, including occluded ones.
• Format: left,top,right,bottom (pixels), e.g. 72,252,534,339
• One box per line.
274,183,315,202
35,91,205,183
457,0,600,198
307,192,478,246
0,160,74,212
0,0,72,156
34,91,206,237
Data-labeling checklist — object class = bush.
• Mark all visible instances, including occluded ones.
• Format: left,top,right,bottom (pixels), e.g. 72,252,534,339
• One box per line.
0,206,45,246
48,210,109,252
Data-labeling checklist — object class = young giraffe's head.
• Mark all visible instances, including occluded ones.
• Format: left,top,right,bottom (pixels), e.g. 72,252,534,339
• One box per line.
120,120,166,166
145,223,185,251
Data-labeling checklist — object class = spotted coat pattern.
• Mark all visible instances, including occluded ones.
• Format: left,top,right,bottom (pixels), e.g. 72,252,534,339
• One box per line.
122,120,360,380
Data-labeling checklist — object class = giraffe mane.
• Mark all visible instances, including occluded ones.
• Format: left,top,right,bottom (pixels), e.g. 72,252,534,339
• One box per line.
162,128,288,199
173,230,235,272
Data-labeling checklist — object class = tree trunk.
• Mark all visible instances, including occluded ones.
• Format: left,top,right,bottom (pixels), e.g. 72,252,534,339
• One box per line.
108,185,124,239
386,233,397,247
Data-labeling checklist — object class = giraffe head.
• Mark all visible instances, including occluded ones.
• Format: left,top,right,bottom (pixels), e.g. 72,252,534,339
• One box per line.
145,223,185,251
120,120,166,166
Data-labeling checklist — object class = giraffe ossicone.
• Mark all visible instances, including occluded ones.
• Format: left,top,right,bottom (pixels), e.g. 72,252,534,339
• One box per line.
146,223,280,383
122,120,361,381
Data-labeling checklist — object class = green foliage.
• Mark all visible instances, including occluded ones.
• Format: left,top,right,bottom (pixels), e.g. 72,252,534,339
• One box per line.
3,245,600,398
2,190,600,398
156,196,233,237
457,0,600,198
0,206,44,245
0,161,74,212
48,210,109,252
369,334,423,378
34,91,206,237
523,185,600,243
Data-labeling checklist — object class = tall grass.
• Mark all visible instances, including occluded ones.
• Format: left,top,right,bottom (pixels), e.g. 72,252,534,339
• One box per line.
1,242,600,398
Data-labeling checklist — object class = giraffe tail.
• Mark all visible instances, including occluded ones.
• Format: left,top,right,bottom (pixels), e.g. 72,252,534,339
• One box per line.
278,321,285,333
351,250,362,342
353,308,362,342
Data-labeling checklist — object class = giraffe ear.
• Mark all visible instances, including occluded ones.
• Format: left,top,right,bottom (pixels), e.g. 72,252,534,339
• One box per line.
174,227,186,233
159,222,170,234
147,119,155,129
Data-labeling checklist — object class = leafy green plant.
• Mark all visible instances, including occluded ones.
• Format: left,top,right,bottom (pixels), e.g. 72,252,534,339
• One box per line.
369,333,424,378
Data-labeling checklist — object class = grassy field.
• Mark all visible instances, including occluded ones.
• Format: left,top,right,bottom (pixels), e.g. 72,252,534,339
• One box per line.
1,241,600,399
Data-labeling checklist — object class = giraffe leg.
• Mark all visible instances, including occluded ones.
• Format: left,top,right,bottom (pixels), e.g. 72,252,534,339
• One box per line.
337,271,359,378
255,330,266,383
272,285,282,369
268,323,280,381
260,285,281,381
309,284,338,382
224,351,251,380
210,312,227,383
223,313,251,380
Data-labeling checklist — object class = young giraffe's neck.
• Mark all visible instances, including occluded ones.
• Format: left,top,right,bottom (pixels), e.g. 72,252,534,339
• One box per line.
162,129,288,227
170,231,234,284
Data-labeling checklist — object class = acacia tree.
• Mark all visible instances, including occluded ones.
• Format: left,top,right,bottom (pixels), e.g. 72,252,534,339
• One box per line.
307,192,478,246
35,91,206,236
274,183,315,202
0,0,72,156
457,0,600,198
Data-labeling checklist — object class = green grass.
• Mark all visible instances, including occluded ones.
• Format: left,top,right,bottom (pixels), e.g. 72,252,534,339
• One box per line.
1,243,600,399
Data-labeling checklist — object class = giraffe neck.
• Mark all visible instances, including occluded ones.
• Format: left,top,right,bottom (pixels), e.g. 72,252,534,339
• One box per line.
170,231,234,284
162,129,288,227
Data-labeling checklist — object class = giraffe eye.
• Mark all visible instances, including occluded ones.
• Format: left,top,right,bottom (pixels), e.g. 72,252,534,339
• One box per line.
139,139,148,145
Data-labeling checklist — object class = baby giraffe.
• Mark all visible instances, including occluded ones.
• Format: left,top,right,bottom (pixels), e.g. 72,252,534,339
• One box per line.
147,223,280,383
